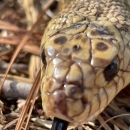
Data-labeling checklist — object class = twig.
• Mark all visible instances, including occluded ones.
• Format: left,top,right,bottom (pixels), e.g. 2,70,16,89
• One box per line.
0,78,32,99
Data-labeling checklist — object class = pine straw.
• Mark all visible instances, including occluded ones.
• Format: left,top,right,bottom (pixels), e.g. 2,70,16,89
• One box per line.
0,0,130,130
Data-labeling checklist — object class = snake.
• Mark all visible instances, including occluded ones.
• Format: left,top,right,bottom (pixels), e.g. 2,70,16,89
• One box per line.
40,0,130,125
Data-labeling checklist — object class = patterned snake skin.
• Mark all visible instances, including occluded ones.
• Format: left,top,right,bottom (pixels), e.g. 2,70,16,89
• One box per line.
41,0,130,125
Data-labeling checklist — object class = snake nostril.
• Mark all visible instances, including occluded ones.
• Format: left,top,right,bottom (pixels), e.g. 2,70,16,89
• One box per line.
73,45,81,52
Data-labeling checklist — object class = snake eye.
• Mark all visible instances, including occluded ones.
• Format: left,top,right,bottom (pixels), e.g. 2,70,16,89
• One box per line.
41,50,46,66
103,59,118,81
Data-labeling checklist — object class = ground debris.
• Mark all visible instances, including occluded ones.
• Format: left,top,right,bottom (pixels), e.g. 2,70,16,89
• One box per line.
0,0,130,130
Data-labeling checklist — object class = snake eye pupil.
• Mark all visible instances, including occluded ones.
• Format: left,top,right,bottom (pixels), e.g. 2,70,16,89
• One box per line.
103,60,118,81
41,51,46,66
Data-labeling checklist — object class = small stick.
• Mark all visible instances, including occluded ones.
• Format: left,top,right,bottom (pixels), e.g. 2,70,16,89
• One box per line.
51,117,69,130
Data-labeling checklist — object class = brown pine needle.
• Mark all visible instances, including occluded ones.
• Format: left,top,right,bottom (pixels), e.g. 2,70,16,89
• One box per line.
0,0,54,94
0,20,42,34
97,114,130,130
0,74,33,83
24,82,40,129
0,49,14,57
0,35,40,46
15,69,41,130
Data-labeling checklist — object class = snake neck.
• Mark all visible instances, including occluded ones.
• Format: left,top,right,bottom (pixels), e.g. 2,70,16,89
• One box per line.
43,0,130,38
60,0,130,14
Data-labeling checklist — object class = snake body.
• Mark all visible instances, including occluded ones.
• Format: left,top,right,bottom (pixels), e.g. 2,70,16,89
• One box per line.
41,0,130,124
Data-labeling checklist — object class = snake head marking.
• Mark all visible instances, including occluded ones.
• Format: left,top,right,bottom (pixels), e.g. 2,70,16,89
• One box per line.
54,36,67,44
96,42,108,51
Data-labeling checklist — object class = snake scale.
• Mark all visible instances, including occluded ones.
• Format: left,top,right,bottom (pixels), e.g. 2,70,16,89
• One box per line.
40,0,130,125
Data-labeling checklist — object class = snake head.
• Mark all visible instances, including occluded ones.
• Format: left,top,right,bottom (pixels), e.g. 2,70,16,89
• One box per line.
41,21,126,124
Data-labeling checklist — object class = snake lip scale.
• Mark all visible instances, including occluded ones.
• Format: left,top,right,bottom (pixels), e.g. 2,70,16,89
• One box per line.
41,0,130,126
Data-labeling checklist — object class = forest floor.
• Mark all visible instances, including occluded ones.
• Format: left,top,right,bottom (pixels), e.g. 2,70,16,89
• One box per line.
0,0,130,130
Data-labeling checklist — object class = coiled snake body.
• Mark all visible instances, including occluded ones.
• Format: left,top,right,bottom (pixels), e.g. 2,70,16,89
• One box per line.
41,0,130,125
